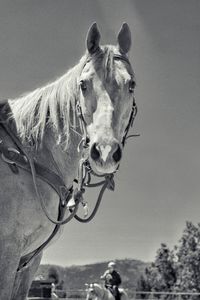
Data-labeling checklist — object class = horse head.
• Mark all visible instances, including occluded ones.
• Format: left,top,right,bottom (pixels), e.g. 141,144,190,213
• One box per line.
78,23,136,175
85,283,95,300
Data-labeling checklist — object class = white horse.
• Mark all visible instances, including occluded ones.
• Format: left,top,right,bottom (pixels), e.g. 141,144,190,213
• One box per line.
0,22,137,299
86,283,129,300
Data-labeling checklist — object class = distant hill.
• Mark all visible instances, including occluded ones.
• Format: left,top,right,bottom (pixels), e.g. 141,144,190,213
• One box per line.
35,259,149,295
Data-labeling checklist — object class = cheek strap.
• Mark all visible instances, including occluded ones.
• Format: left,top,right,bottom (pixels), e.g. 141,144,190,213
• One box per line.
122,100,138,146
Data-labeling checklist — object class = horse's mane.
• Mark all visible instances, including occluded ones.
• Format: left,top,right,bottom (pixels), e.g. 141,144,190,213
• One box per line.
9,57,86,148
9,46,124,149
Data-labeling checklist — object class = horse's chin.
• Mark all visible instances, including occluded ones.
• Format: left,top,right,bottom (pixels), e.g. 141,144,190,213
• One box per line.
89,160,118,175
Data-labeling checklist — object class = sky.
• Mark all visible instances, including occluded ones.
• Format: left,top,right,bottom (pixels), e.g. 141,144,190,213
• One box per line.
0,0,200,266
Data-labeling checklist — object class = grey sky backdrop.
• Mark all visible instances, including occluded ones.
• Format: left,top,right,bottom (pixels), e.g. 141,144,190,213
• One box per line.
0,0,200,266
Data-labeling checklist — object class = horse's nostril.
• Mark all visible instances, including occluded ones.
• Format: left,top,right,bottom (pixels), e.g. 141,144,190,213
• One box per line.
112,145,122,163
91,143,100,161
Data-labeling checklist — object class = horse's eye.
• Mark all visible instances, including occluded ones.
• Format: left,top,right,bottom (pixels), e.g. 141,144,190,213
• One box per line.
129,80,136,93
80,80,87,92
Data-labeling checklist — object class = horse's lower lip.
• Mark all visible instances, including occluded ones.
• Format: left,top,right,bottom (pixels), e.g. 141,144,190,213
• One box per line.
89,159,118,175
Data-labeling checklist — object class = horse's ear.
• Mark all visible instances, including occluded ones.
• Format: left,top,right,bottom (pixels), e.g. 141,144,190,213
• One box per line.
86,22,101,55
117,23,131,54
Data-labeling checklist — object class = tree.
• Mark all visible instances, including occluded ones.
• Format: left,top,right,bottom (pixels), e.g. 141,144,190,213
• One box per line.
174,221,200,292
136,243,176,294
136,273,151,298
154,243,176,291
136,222,200,295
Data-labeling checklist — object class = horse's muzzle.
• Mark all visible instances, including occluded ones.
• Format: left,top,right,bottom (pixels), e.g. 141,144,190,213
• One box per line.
89,140,122,174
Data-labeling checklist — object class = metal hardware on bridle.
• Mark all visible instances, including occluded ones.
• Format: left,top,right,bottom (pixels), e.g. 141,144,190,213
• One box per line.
69,156,115,223
73,174,114,223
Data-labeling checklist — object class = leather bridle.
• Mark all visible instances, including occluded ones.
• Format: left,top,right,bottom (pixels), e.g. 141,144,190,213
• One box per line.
57,53,139,221
69,53,138,220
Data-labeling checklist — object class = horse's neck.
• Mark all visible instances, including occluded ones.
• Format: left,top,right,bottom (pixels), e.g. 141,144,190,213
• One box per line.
37,129,81,186
8,97,82,187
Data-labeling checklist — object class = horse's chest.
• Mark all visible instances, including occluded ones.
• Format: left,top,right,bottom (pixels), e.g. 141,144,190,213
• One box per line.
0,161,60,254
